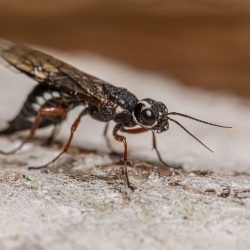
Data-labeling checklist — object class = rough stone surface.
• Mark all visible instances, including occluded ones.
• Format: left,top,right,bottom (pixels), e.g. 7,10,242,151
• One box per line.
0,49,250,250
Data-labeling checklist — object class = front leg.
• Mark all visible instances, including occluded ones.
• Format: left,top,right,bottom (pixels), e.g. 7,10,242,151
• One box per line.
152,131,168,167
113,124,133,188
120,128,169,167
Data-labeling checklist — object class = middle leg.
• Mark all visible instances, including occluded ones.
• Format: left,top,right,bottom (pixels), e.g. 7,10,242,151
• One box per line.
103,122,114,152
46,123,62,146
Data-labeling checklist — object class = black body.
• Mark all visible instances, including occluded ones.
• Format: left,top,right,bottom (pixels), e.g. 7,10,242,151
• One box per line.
0,40,156,133
0,40,231,187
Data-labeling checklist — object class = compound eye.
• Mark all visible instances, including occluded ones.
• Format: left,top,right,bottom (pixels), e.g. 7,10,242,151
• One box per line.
141,109,156,126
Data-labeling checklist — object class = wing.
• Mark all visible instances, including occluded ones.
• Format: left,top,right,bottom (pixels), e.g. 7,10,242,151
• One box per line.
0,39,113,108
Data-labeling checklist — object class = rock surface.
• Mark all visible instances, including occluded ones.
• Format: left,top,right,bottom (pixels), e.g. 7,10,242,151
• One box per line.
0,49,250,250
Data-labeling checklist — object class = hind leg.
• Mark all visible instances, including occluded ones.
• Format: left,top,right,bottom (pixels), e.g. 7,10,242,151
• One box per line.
0,107,67,155
29,108,88,170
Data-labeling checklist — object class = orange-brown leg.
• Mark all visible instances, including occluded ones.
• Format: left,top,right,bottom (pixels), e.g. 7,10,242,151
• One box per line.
0,107,67,155
120,127,148,134
121,127,168,166
113,124,134,188
29,108,89,170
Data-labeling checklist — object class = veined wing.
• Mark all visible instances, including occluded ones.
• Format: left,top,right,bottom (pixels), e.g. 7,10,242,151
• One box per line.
0,39,112,108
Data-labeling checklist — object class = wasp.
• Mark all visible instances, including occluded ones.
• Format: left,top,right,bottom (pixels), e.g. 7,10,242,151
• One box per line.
0,40,231,188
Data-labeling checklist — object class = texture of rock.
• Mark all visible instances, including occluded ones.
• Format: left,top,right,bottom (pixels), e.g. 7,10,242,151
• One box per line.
0,49,250,250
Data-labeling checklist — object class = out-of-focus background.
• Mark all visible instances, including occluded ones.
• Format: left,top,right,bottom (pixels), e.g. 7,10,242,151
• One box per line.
1,2,250,250
1,0,250,97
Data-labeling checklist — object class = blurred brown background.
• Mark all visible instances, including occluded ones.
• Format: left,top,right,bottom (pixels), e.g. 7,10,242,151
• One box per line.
0,0,250,97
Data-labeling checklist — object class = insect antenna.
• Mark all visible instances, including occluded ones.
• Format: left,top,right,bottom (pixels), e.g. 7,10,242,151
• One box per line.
167,112,232,128
168,117,214,153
